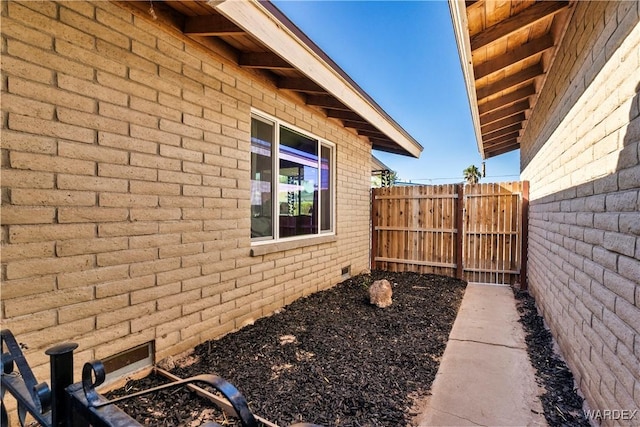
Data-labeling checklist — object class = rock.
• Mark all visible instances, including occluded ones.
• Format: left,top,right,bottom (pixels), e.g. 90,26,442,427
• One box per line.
369,279,392,308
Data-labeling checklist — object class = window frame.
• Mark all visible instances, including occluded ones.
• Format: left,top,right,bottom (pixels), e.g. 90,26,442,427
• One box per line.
250,110,336,246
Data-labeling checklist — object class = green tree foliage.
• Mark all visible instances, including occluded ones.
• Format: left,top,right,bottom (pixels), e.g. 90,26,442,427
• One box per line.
463,164,482,184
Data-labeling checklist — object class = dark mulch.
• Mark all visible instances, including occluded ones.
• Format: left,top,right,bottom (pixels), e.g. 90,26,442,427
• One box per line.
104,373,242,427
104,275,597,427
513,288,590,427
106,271,466,426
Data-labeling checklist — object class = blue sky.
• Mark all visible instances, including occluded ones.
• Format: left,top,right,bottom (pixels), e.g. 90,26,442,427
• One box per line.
272,0,521,184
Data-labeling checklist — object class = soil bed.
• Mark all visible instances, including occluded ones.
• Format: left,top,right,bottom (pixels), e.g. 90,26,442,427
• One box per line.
514,288,590,426
107,271,466,426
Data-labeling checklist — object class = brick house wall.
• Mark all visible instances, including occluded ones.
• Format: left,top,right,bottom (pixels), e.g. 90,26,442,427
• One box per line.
520,1,639,413
1,0,372,383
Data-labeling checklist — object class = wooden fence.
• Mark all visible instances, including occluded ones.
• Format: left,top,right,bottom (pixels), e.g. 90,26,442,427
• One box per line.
371,182,529,286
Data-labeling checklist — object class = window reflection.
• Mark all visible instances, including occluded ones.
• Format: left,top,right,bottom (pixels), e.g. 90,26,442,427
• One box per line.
279,127,318,237
250,117,274,239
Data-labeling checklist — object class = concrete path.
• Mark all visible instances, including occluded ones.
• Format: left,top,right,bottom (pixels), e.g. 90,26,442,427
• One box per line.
415,283,547,426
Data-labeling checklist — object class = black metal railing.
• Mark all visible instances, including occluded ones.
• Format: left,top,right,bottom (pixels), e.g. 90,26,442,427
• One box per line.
1,329,263,427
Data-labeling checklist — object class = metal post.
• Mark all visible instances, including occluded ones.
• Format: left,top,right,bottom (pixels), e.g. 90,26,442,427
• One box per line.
46,342,79,427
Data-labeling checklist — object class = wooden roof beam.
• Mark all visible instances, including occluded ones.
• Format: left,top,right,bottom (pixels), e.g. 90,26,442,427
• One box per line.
476,63,543,100
214,0,422,158
474,34,554,80
369,137,407,155
342,120,380,133
470,1,569,51
481,112,525,134
183,15,244,36
357,129,387,139
325,110,367,122
485,138,520,157
478,85,535,115
483,131,520,146
485,143,520,158
239,52,293,70
480,99,529,126
305,95,350,111
278,78,327,94
482,123,522,142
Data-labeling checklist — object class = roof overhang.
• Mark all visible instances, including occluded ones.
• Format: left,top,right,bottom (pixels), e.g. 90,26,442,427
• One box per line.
449,0,573,159
124,0,423,158
371,155,391,172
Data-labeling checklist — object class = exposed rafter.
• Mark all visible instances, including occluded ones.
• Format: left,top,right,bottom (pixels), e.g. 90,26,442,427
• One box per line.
482,123,522,142
470,1,569,51
278,78,327,94
481,112,526,134
480,100,530,126
342,121,380,133
357,129,387,139
305,95,350,111
183,15,244,36
325,110,367,122
474,34,554,80
483,131,520,146
478,85,535,115
450,0,573,158
476,64,543,100
239,52,293,70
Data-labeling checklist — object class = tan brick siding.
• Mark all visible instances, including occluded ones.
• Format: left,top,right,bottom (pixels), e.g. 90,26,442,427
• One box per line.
1,0,371,387
521,1,640,415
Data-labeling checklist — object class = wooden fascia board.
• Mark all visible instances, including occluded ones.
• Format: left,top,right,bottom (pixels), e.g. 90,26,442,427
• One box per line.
449,0,484,158
470,1,569,51
212,0,422,158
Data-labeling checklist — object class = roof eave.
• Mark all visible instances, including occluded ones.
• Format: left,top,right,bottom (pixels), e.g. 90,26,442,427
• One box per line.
212,0,423,158
449,0,485,159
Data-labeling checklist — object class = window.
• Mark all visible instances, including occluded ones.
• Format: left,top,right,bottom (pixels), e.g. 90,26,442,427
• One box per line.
251,112,334,242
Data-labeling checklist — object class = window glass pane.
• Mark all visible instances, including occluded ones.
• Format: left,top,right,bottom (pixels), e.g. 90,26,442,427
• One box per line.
279,127,318,237
251,117,274,239
320,145,332,232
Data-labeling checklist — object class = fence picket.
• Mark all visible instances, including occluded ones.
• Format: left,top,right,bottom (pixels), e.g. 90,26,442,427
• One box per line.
371,182,525,285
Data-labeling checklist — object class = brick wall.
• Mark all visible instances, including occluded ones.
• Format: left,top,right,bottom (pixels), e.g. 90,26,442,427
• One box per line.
0,0,372,385
520,1,639,415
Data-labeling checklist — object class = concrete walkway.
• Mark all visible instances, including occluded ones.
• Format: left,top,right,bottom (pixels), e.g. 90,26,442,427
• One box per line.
415,283,547,426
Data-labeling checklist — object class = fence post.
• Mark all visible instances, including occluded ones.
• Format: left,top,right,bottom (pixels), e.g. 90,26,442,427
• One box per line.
455,184,464,280
370,188,377,271
520,181,529,290
46,342,78,427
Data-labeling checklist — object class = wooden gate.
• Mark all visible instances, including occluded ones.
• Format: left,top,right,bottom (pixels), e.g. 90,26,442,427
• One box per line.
371,182,529,286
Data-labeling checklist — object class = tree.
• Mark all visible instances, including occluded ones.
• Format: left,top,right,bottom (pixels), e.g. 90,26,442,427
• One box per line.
463,164,481,184
388,171,398,186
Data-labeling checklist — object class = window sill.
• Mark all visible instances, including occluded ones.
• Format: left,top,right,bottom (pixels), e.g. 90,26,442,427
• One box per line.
250,234,337,257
